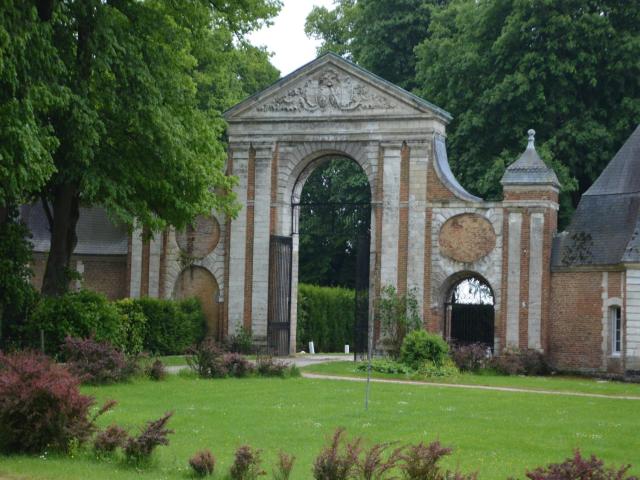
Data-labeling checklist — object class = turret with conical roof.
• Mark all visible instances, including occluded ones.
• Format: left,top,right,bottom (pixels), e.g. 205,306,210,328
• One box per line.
501,129,560,190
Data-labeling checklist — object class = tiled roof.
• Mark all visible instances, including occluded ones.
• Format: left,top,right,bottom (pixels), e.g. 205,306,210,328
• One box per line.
552,124,640,268
21,204,128,255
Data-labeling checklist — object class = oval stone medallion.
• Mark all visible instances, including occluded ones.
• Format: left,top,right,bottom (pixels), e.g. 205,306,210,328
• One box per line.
176,215,220,258
438,214,496,263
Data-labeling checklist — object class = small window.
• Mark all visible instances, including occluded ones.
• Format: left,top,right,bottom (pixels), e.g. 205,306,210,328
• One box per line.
610,306,622,355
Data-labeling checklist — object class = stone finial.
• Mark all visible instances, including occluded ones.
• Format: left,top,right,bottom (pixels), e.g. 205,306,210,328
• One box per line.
527,129,536,149
500,127,560,188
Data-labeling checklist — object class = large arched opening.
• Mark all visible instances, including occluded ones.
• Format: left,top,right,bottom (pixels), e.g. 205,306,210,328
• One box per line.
290,154,372,355
444,274,495,350
174,266,220,340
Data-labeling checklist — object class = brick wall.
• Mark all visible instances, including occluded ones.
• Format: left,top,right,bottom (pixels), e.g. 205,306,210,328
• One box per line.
427,161,457,201
31,253,128,300
503,190,559,202
549,271,604,371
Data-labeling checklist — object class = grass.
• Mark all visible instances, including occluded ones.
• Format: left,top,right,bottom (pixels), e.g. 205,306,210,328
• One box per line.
302,361,640,397
1,375,639,479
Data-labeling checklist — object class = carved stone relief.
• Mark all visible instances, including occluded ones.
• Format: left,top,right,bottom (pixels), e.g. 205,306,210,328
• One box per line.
257,68,396,113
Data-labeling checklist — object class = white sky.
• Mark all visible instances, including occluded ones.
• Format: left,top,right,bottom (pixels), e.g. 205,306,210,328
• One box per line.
248,0,335,77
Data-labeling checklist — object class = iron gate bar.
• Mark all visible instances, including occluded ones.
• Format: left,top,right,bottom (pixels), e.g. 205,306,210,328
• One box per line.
445,302,495,350
267,235,293,356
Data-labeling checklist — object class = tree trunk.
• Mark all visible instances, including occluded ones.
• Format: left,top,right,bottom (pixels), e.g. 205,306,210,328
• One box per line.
41,184,80,297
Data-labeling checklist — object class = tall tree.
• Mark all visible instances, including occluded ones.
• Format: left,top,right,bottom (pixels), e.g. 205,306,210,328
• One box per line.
5,0,280,296
0,1,61,223
306,0,444,90
415,0,640,223
298,158,370,288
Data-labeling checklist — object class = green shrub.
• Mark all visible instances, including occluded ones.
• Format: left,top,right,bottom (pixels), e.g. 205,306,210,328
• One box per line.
114,299,147,355
377,285,421,359
356,359,412,375
0,212,39,350
400,330,449,370
297,284,354,352
29,290,124,355
136,297,205,355
416,358,459,378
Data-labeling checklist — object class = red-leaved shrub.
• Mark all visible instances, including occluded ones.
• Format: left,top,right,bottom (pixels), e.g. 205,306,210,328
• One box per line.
312,428,362,480
94,424,128,454
62,336,138,384
358,443,403,480
148,359,167,381
450,343,490,372
223,353,254,378
0,350,114,453
273,451,296,480
491,348,549,376
256,356,289,378
399,440,477,480
525,450,637,480
124,411,174,463
230,445,266,480
187,338,228,378
190,449,216,477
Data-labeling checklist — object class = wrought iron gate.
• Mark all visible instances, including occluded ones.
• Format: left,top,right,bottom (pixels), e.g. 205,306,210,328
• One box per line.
267,235,292,356
353,232,370,359
445,303,495,350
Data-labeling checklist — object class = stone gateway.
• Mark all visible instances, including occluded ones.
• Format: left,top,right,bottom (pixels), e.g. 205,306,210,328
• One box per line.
24,54,640,375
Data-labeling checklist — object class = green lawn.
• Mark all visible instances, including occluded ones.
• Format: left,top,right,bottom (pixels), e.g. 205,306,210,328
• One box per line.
1,375,639,479
302,361,640,397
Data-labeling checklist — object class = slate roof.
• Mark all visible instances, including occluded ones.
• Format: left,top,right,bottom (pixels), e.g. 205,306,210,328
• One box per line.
552,124,640,268
21,204,128,255
501,129,560,187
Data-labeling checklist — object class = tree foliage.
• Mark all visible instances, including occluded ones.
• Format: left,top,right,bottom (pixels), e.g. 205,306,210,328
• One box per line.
307,1,640,226
0,0,280,295
415,0,640,223
305,0,443,90
298,157,370,288
0,1,60,212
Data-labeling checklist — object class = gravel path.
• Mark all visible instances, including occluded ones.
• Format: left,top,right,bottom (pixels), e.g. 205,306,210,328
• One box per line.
166,354,352,374
301,372,640,401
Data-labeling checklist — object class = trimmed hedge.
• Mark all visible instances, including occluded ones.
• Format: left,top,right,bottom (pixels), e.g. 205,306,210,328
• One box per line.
26,291,205,356
135,297,205,355
114,299,148,355
29,290,125,355
297,283,354,353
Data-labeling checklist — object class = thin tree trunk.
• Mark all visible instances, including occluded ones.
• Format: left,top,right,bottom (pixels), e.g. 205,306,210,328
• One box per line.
41,184,80,296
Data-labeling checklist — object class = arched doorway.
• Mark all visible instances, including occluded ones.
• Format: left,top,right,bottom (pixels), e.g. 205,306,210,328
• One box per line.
445,275,495,350
174,266,220,339
291,154,372,355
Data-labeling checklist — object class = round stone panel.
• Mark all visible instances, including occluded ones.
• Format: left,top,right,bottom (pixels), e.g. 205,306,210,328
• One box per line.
176,215,220,259
439,214,496,263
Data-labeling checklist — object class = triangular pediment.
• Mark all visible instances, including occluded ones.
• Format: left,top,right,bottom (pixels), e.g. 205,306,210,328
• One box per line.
224,53,451,122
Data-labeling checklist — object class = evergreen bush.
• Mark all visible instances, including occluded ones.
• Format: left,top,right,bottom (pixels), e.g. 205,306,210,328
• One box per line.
137,297,206,355
114,299,147,355
28,290,124,355
400,330,449,370
297,283,355,352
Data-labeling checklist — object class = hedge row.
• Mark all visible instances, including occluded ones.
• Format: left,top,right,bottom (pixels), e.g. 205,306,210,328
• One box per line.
297,283,354,352
25,290,205,356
